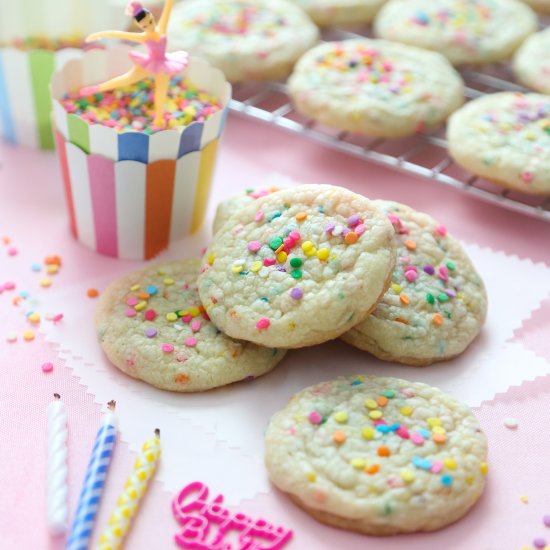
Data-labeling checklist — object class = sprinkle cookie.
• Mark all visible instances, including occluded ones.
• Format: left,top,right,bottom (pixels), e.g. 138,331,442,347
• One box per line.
169,0,319,83
341,201,487,366
513,29,550,94
198,184,397,348
288,0,387,27
447,92,550,195
213,185,290,234
374,0,537,65
96,259,286,392
288,39,464,138
265,375,488,535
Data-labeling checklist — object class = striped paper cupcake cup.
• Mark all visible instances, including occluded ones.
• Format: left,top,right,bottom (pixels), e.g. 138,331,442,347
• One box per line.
0,47,83,149
50,46,230,162
54,127,221,260
50,46,231,260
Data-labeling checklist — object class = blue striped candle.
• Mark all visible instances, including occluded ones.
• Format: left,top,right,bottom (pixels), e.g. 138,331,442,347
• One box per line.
66,401,118,550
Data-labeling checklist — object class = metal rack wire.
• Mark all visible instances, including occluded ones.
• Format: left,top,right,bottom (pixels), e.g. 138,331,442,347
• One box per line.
228,28,550,222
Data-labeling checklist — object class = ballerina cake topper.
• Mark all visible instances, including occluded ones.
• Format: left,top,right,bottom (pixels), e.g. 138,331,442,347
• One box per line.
82,0,188,128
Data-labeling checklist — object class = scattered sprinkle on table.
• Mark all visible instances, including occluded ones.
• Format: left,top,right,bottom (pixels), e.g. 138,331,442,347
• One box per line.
504,417,518,429
87,288,100,298
42,362,54,373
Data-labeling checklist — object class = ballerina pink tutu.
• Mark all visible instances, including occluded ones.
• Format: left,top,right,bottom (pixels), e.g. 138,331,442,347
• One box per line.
129,36,189,74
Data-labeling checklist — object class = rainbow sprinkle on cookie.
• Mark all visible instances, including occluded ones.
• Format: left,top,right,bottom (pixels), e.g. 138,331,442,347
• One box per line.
198,184,397,348
342,200,487,365
265,375,488,535
448,92,550,194
96,259,286,392
375,0,537,65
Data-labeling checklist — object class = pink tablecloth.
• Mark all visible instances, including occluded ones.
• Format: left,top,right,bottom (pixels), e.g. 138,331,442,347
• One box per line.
1,115,550,550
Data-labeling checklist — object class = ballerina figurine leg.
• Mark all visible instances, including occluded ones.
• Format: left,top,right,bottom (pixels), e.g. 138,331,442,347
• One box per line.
83,0,188,128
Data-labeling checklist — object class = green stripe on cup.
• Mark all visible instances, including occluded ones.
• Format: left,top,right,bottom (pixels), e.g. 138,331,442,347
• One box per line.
67,113,90,153
28,50,55,150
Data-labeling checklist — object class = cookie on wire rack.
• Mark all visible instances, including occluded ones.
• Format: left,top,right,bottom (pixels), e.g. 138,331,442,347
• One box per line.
341,200,487,366
374,0,537,65
168,0,319,83
513,28,550,94
288,0,388,27
447,92,550,195
265,375,489,535
288,39,464,138
96,259,286,392
199,184,397,348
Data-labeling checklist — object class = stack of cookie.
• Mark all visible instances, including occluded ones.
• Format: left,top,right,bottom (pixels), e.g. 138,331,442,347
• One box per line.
95,183,489,534
97,184,487,388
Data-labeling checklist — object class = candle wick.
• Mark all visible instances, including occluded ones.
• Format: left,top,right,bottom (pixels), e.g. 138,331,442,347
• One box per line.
54,393,61,400
107,400,116,412
154,428,160,439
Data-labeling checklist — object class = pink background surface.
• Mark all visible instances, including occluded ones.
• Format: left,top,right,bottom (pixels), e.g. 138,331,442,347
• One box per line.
1,115,550,549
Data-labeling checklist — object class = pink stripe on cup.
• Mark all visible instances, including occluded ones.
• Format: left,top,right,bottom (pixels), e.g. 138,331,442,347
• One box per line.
88,154,118,257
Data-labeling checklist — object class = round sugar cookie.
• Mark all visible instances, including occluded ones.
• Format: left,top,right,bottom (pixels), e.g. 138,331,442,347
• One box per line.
265,375,489,535
168,0,319,83
341,201,487,366
374,0,537,65
213,185,290,234
288,0,387,26
96,259,286,392
288,39,464,138
447,92,550,195
513,29,550,94
198,184,397,348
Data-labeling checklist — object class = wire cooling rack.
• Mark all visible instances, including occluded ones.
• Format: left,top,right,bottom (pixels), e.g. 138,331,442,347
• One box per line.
228,28,550,222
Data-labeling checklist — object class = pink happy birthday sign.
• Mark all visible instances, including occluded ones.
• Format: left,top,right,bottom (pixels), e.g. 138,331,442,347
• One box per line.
172,482,293,550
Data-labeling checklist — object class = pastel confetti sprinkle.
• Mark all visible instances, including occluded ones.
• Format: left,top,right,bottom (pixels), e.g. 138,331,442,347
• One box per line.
41,362,54,373
308,411,323,425
256,318,270,329
504,417,518,429
62,76,222,134
184,337,197,347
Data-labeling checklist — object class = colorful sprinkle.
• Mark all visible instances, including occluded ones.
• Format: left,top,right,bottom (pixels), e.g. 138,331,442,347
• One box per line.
334,411,348,423
145,327,157,338
41,362,54,373
184,337,198,347
162,343,175,353
87,288,99,298
441,474,453,487
256,317,270,329
504,417,518,429
63,76,223,133
308,411,323,425
290,287,303,300
333,431,346,444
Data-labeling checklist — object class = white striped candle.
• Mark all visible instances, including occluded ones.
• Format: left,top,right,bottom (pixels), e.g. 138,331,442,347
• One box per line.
66,400,118,550
47,393,68,535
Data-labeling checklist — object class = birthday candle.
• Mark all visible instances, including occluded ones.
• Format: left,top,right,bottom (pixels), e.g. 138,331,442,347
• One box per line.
47,393,68,535
96,430,161,550
67,400,118,550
